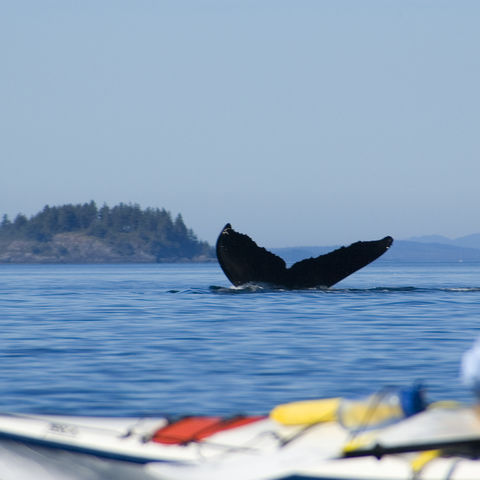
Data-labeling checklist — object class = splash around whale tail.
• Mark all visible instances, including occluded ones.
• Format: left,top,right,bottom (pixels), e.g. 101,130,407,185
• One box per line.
216,223,393,289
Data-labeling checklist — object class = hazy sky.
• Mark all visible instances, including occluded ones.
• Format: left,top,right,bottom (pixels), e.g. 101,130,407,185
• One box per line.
2,1,479,247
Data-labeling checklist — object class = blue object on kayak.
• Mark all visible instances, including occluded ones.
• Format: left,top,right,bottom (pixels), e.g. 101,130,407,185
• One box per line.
399,383,427,417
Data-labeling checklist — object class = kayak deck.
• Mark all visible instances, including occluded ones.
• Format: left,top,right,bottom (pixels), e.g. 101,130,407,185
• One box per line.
1,402,480,479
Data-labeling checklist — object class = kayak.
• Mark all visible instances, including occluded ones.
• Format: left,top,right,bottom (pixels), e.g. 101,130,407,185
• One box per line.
1,393,480,480
284,404,480,480
0,409,353,478
0,411,346,480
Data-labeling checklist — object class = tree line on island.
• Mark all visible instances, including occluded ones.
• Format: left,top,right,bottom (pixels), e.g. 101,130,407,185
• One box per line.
0,202,214,263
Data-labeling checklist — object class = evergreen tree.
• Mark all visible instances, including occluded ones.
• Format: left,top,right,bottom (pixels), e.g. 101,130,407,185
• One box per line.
1,214,10,227
0,202,214,261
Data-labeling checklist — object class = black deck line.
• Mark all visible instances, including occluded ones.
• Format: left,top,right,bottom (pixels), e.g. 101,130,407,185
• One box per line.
0,429,188,465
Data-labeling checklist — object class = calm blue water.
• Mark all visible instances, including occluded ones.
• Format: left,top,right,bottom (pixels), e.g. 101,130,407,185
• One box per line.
1,262,479,417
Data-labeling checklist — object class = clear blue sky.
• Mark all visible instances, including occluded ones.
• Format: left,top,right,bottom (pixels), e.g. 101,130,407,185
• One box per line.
1,1,479,247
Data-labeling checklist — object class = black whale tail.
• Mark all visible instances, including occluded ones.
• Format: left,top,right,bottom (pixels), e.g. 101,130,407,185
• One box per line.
216,223,393,289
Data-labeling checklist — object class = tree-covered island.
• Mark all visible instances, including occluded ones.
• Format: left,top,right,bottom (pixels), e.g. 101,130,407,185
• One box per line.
0,202,214,263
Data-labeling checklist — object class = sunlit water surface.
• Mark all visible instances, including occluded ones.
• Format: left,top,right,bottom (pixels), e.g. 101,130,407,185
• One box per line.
1,262,479,416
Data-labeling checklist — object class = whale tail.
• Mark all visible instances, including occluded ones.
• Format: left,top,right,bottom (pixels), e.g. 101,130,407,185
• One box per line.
216,224,393,289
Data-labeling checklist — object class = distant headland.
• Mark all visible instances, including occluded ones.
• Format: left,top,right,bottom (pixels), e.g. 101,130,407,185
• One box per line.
0,202,215,264
2,204,480,265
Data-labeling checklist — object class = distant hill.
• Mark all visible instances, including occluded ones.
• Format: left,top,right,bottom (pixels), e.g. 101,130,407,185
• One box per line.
273,239,480,264
3,207,479,264
408,233,480,251
0,202,214,264
381,240,480,263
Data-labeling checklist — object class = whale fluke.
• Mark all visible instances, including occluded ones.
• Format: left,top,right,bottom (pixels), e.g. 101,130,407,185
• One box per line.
216,224,393,289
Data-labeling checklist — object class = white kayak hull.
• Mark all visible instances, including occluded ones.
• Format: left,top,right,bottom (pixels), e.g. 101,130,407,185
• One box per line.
1,407,480,480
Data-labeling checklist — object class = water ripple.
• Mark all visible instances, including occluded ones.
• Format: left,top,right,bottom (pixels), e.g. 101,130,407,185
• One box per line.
0,263,479,416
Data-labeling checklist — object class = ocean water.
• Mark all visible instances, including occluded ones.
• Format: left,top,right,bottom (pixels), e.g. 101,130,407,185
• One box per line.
0,262,479,418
